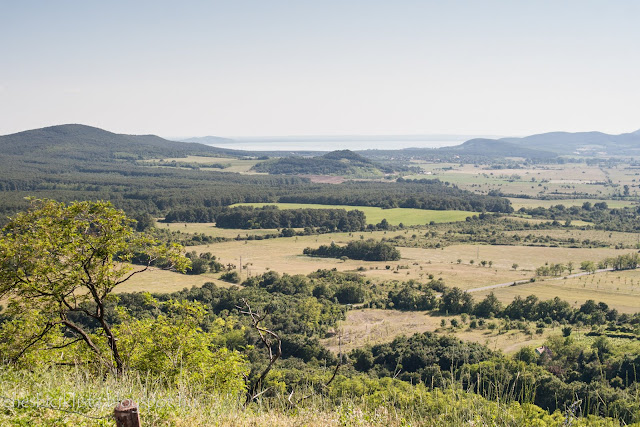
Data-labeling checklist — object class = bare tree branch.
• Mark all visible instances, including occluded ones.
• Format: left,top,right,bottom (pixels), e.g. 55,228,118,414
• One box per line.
237,298,282,405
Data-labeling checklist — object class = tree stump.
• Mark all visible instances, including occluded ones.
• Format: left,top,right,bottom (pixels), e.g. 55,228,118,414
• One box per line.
114,399,141,427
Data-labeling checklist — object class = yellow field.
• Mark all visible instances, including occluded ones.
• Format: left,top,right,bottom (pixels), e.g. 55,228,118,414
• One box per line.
477,269,640,314
159,222,287,239
116,267,237,294
508,198,634,210
321,308,554,354
511,228,640,247
184,231,626,291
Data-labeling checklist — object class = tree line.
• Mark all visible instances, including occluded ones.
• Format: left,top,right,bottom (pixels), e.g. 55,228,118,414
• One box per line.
303,239,401,261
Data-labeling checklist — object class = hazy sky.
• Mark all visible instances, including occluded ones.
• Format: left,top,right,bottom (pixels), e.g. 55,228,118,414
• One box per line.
1,0,639,138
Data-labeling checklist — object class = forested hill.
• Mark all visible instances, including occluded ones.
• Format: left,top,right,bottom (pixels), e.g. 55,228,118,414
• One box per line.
0,125,513,218
0,124,247,160
251,149,398,175
500,129,640,155
445,139,557,160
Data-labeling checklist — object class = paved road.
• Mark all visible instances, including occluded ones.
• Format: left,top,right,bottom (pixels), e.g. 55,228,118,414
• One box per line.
465,268,614,293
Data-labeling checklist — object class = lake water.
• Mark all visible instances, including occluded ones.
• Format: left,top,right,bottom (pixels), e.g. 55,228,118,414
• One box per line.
206,135,496,152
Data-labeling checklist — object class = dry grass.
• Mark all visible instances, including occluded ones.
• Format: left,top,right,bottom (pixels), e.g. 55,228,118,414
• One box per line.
159,222,286,239
124,226,636,311
116,267,237,294
182,236,627,291
510,228,640,247
322,308,554,355
507,198,634,210
480,269,640,314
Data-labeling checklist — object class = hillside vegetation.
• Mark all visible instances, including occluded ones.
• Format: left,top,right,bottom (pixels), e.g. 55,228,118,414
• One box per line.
251,149,399,176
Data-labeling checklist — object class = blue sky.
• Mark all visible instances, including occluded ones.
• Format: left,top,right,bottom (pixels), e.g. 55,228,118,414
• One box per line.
1,1,638,137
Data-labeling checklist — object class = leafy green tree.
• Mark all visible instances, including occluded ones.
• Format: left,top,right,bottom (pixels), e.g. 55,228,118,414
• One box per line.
440,287,474,314
114,297,247,393
474,292,503,318
0,199,189,375
580,260,596,274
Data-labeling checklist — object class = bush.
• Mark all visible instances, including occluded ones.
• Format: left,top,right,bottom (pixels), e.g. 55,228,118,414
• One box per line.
220,271,240,283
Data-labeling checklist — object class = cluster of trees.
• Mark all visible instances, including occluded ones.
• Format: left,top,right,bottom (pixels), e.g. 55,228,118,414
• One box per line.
346,325,640,423
185,251,224,274
242,269,367,304
214,206,367,231
373,279,632,330
281,180,513,212
303,239,401,261
521,202,640,232
536,253,639,277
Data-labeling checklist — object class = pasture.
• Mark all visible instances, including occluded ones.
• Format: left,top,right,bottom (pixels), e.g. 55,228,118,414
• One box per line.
406,162,629,199
115,267,236,294
477,269,640,314
507,197,634,210
149,155,260,173
321,308,554,354
159,222,286,239
183,232,628,295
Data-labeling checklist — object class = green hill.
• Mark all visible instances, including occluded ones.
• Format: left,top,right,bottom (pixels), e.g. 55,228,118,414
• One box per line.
0,124,245,160
447,138,557,159
251,149,393,176
501,129,640,155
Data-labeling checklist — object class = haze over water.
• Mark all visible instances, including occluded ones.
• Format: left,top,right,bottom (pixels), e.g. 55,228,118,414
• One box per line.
200,135,502,152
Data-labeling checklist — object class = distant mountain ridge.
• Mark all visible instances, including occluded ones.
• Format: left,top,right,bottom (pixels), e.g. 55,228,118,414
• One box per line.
446,139,557,159
0,124,245,160
499,129,640,155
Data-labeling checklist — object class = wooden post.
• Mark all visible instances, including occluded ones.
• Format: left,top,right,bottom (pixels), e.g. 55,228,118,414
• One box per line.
114,399,141,427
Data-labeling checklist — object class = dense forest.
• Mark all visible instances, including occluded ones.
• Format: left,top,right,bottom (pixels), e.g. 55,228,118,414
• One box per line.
303,239,402,261
166,205,367,231
251,149,408,176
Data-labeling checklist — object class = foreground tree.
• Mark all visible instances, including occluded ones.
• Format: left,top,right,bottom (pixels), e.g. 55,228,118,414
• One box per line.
0,199,189,375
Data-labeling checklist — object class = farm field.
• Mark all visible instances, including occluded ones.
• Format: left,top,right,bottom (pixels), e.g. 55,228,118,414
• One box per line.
510,228,640,247
115,266,236,294
476,269,640,314
233,202,476,226
149,155,261,173
406,162,636,200
507,197,634,210
179,231,629,296
159,222,287,239
321,308,554,354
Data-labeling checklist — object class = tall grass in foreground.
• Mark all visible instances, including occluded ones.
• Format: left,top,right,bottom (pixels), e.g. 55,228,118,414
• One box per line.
0,364,629,426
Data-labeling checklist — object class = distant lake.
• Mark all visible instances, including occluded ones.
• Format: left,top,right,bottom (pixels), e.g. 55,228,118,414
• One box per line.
204,135,499,152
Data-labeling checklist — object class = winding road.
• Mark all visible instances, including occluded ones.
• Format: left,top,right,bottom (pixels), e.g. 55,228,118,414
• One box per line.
465,268,614,293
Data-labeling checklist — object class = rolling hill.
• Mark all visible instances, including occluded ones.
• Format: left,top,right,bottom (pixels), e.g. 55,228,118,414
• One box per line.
501,129,640,155
444,138,557,159
251,149,396,176
0,124,245,160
